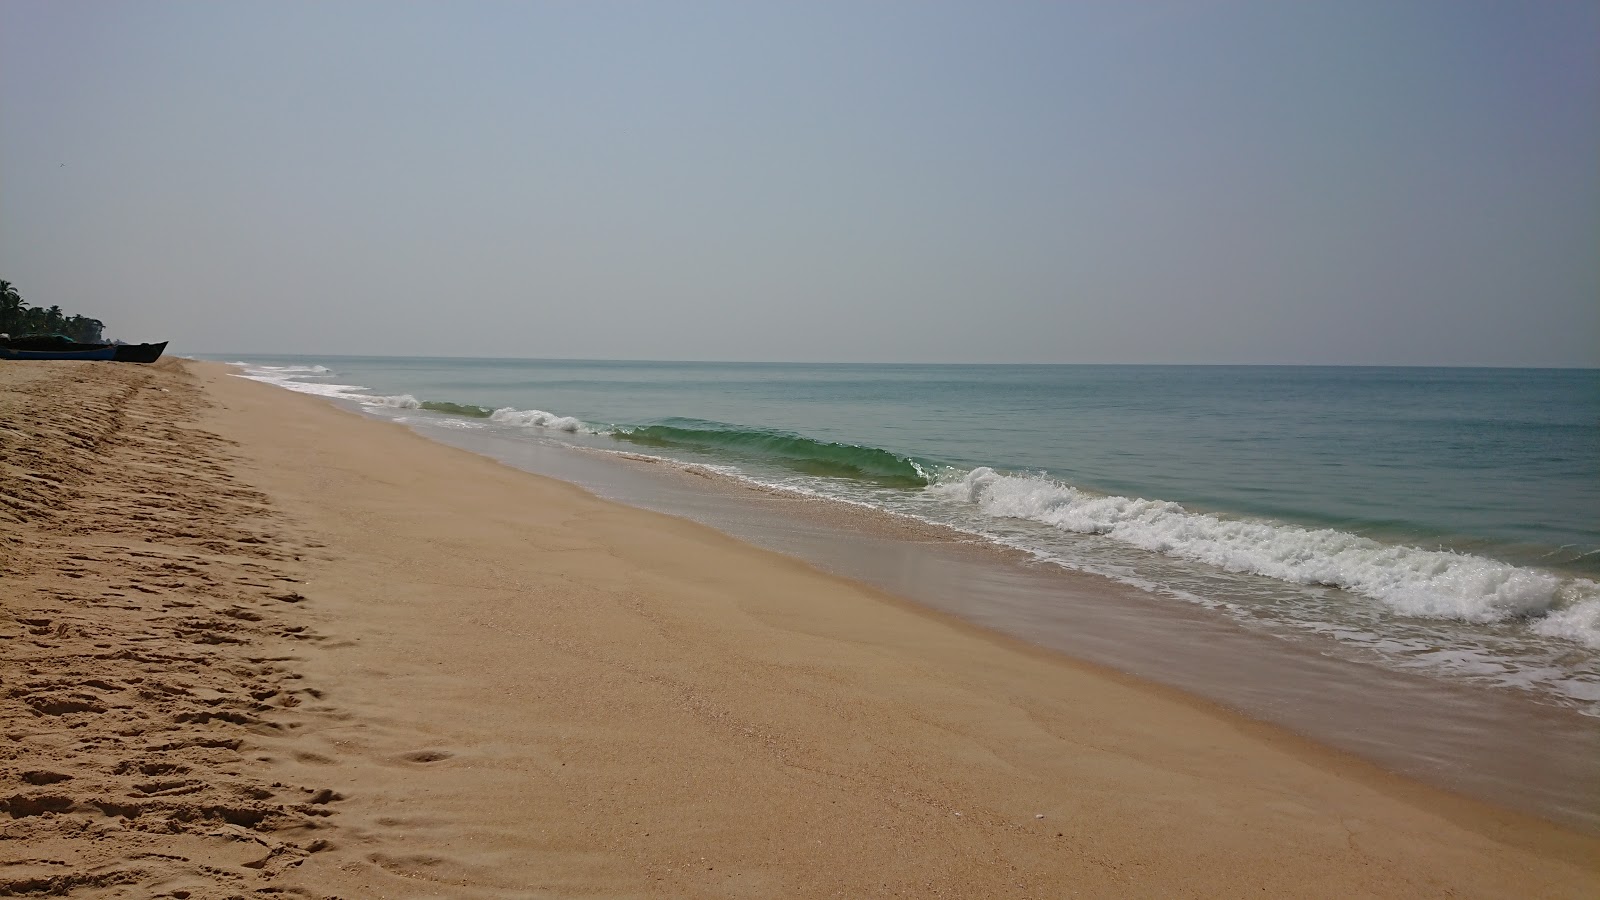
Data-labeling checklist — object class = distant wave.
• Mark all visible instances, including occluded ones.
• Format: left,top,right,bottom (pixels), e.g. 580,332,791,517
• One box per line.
230,369,502,424
929,467,1600,646
230,363,372,400
611,419,931,487
230,362,330,375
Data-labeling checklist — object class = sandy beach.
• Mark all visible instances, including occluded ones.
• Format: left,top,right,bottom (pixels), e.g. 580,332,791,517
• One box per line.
2,358,1596,898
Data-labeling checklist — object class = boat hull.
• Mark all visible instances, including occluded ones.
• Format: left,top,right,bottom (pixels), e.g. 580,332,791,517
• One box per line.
0,346,117,361
112,341,168,363
0,339,168,362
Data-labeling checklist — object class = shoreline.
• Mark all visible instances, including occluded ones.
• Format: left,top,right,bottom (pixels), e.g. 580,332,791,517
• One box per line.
4,357,1598,897
224,354,1600,723
354,371,1600,831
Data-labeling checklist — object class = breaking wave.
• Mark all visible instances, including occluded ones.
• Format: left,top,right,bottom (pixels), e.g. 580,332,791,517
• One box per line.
421,400,494,418
611,420,931,487
488,407,590,433
373,395,495,418
928,467,1600,645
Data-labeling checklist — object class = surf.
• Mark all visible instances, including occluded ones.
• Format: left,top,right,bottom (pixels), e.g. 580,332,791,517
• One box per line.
926,466,1600,647
610,419,931,487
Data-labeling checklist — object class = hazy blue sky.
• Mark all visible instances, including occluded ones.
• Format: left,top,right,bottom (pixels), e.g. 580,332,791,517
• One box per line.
2,1,1596,364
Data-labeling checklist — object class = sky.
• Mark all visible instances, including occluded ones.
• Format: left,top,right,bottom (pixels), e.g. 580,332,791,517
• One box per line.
1,1,1596,365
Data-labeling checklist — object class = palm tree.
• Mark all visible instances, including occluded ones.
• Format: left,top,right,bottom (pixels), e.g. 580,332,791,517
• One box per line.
0,280,26,335
63,314,105,343
0,278,106,342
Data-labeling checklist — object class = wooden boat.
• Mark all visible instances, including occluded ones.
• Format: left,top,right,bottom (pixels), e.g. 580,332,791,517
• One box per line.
0,335,167,363
112,341,168,363
0,344,117,360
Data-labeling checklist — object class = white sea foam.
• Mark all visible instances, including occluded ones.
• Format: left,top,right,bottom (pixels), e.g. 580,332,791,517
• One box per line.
236,363,332,376
929,467,1600,644
230,364,599,436
234,364,372,400
369,394,422,409
233,367,429,413
1534,598,1600,649
488,406,591,434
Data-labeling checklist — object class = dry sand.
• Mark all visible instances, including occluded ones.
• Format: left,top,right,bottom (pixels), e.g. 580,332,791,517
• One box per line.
2,357,1597,899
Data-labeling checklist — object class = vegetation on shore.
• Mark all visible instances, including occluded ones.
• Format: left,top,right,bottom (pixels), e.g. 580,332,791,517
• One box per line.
0,278,106,343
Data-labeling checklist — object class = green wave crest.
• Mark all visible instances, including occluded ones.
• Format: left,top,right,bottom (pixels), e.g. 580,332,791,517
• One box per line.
613,421,929,487
419,400,494,418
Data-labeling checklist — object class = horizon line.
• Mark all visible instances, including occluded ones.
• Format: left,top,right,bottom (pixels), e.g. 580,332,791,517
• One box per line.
190,352,1600,371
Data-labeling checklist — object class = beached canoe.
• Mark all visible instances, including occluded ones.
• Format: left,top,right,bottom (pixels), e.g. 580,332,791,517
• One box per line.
112,341,169,363
0,336,168,362
0,345,118,361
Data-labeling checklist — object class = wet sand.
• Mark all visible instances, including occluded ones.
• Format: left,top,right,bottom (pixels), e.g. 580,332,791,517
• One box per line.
3,357,1597,898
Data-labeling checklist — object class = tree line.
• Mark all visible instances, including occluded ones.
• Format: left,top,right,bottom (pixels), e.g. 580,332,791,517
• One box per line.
0,278,106,343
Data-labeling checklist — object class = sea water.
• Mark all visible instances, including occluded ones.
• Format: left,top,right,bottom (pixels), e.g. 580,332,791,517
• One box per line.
220,357,1599,720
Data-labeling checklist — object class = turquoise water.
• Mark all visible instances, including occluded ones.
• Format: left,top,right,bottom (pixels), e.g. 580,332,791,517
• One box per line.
223,356,1600,713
